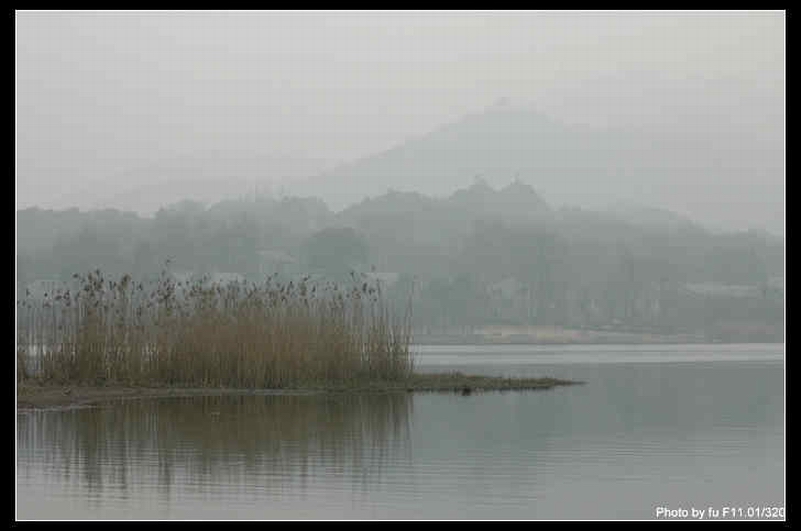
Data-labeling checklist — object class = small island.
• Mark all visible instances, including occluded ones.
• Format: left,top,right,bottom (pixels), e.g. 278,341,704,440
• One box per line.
17,374,579,409
17,270,579,409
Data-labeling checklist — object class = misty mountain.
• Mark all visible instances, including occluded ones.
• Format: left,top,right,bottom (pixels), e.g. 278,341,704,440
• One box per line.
289,104,782,235
339,178,549,221
17,206,141,254
53,152,339,216
601,202,702,232
17,177,783,341
335,179,552,250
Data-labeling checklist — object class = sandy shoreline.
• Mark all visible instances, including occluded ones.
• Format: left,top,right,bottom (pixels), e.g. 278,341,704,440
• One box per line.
17,375,578,410
16,385,318,409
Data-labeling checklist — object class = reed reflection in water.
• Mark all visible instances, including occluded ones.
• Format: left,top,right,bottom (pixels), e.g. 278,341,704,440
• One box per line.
18,392,413,518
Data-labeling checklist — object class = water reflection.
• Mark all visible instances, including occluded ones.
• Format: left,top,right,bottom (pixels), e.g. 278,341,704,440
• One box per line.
18,393,413,507
17,345,784,519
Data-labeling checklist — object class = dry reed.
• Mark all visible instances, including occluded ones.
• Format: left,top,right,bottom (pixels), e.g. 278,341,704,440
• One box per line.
17,269,414,388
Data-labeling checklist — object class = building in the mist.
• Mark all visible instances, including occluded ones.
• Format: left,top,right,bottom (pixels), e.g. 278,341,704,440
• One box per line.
767,276,784,292
683,282,763,299
487,276,532,323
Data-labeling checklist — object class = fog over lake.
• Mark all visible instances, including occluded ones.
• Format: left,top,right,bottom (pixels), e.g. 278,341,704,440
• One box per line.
16,10,784,234
16,10,785,523
17,345,784,520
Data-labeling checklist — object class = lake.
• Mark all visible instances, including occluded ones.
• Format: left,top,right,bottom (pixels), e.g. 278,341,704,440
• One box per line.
16,343,784,520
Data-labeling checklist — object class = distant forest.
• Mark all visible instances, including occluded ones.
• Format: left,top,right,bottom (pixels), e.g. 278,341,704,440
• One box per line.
17,180,784,342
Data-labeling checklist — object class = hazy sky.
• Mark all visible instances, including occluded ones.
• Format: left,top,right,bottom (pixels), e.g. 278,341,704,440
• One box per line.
16,10,784,232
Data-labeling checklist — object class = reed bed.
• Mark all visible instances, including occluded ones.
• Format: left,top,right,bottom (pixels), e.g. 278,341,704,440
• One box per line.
17,269,414,388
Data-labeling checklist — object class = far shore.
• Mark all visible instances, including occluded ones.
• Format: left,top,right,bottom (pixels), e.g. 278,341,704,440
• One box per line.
411,323,784,345
17,374,580,409
411,328,783,345
411,338,783,346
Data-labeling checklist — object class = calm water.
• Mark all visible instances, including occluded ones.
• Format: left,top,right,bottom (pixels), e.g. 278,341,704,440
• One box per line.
17,343,784,520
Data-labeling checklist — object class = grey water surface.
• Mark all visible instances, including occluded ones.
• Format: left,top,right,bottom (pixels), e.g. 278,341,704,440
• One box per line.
17,343,784,520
